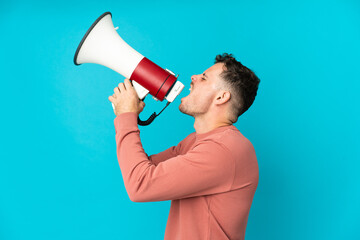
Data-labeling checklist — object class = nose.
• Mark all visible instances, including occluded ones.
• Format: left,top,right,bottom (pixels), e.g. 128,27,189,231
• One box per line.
191,74,199,83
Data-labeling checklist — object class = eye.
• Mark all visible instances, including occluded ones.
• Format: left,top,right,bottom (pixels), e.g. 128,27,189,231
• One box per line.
201,77,206,81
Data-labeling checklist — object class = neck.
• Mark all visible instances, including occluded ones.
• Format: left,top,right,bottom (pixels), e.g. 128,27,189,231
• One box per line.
193,114,232,134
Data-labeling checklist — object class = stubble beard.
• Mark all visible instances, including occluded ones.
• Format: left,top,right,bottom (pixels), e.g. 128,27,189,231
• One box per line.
179,95,209,117
179,97,193,116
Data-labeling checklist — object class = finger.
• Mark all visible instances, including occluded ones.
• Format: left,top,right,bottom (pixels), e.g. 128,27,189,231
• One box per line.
114,86,120,95
108,95,116,103
118,82,126,92
124,78,134,90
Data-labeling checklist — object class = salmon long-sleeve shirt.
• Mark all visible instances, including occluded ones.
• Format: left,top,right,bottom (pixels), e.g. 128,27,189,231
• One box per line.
114,112,259,240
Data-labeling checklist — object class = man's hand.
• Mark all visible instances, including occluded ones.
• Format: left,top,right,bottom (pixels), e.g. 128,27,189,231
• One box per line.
108,79,145,116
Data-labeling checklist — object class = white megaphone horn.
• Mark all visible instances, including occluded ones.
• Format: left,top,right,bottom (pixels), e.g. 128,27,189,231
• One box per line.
74,12,184,126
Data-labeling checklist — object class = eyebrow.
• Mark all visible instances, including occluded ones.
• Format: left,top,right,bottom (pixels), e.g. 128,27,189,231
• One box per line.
203,73,208,78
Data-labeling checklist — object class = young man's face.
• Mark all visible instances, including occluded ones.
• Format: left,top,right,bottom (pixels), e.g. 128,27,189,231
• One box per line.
179,63,225,117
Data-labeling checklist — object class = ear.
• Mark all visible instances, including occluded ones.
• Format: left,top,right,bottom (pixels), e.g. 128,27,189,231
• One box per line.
214,91,231,105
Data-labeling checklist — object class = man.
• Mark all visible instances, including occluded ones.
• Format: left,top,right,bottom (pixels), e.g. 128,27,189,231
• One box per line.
108,53,260,240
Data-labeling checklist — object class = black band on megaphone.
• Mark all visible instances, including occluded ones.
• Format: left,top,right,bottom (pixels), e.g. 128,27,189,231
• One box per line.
154,74,171,99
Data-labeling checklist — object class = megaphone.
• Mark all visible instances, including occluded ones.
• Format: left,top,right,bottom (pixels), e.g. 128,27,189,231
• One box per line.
74,12,184,126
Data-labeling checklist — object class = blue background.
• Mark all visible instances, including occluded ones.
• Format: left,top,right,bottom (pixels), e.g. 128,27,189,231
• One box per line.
1,0,359,239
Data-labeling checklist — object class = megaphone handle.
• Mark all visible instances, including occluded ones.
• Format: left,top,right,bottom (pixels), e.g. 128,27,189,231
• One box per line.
111,98,170,126
112,101,155,125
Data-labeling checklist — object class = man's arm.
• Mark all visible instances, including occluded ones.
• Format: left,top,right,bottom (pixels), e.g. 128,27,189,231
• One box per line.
148,134,192,165
148,146,178,166
114,112,235,202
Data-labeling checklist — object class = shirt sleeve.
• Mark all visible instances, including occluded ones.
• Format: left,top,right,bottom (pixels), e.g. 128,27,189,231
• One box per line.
114,112,235,202
149,136,189,166
149,146,177,166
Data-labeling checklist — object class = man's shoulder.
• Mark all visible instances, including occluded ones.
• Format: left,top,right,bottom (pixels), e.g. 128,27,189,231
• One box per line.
181,131,196,142
174,132,197,154
201,126,254,152
178,126,255,155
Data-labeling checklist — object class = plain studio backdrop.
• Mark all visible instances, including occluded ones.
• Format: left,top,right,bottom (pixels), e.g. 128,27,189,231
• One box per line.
0,0,359,239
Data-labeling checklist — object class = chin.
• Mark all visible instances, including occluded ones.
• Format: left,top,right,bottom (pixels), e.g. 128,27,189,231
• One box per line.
179,104,194,117
178,103,187,114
